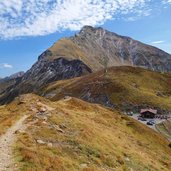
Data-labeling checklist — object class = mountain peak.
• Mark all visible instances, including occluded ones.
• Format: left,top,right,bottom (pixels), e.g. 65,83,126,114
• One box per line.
39,26,171,73
80,25,97,32
78,25,106,36
80,25,104,31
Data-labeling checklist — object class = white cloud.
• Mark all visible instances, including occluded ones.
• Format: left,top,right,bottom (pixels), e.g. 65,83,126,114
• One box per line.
163,0,171,4
151,40,165,44
0,63,13,69
0,0,167,39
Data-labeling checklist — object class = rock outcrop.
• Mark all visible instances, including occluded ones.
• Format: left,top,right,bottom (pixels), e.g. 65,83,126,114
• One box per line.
0,56,91,104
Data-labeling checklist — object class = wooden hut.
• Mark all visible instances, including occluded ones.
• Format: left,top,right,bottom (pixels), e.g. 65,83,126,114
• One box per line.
140,109,157,118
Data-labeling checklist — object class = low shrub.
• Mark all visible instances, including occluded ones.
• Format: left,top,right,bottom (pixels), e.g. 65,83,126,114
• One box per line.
168,143,171,148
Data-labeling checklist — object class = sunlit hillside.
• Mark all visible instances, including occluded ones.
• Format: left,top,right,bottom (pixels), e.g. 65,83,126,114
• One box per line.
0,94,169,171
42,66,171,113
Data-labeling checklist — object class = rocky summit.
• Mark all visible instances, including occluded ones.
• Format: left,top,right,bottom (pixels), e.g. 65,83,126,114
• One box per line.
49,26,171,72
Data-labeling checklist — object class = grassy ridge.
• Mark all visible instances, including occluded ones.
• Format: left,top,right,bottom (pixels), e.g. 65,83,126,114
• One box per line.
48,38,100,71
7,94,170,171
42,66,171,112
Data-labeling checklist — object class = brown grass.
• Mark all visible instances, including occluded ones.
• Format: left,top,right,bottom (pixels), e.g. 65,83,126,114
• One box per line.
48,38,98,71
0,100,26,135
42,66,171,112
8,94,171,171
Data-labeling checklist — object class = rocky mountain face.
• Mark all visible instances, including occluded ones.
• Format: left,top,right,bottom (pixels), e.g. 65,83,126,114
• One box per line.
8,71,25,79
0,71,24,83
48,26,171,72
0,26,171,104
22,53,91,88
0,53,91,104
0,71,24,98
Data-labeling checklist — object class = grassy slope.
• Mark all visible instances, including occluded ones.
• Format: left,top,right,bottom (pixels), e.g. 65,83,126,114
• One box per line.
0,98,28,136
156,119,171,141
48,38,101,71
42,66,171,112
2,94,169,171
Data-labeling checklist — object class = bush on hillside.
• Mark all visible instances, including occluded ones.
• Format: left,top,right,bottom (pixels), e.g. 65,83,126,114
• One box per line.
168,143,171,148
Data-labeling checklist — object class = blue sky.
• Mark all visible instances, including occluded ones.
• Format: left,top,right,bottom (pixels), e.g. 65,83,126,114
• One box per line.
0,0,171,77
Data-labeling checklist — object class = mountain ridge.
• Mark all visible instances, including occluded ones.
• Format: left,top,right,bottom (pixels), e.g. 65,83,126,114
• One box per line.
42,66,171,114
0,26,171,105
48,25,171,72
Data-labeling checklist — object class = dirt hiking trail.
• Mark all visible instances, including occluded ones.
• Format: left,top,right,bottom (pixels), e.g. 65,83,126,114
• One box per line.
0,115,28,171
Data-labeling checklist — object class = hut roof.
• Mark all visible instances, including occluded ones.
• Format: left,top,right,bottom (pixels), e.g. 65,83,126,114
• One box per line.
140,109,157,114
